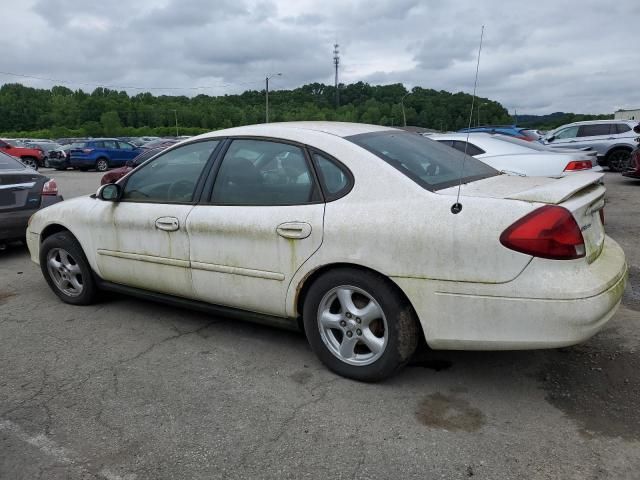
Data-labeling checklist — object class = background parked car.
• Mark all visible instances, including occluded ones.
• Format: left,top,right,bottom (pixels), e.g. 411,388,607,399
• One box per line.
100,147,166,185
0,151,62,250
139,138,180,150
542,120,640,171
430,132,602,177
24,141,66,168
458,125,540,141
68,138,141,172
0,139,44,170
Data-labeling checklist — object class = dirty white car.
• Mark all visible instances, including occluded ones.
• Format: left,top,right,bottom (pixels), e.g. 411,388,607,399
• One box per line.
26,122,627,381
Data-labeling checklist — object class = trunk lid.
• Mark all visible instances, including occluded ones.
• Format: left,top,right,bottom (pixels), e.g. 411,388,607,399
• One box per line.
438,172,606,263
0,170,46,212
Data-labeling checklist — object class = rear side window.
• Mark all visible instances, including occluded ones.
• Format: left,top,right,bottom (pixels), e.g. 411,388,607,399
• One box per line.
311,151,352,200
347,131,497,191
103,140,118,149
577,124,612,137
70,142,87,149
211,139,318,205
615,124,631,134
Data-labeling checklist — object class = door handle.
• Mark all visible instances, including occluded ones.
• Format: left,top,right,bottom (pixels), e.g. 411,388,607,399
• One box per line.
155,216,179,232
276,222,312,240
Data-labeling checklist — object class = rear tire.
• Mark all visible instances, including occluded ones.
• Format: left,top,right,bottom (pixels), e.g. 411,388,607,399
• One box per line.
303,268,419,382
96,158,109,172
39,232,98,305
43,157,50,168
607,149,631,172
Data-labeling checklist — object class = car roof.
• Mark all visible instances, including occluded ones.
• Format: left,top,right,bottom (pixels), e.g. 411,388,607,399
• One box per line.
561,119,636,127
196,122,396,140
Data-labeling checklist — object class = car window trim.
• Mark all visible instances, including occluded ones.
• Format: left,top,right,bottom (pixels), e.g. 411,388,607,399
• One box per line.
201,135,326,207
117,138,224,206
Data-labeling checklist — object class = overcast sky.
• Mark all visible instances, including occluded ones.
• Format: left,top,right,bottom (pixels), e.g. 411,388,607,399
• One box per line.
2,0,638,114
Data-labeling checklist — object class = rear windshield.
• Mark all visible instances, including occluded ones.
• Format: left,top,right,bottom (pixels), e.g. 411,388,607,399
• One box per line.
493,134,550,151
347,131,498,190
0,151,26,169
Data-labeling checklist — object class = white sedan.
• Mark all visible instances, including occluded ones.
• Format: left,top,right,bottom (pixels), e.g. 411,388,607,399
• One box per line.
429,132,603,177
26,122,627,381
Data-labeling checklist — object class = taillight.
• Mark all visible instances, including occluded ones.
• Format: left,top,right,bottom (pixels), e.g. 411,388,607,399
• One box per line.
41,179,58,196
500,205,585,260
82,148,93,154
564,160,592,171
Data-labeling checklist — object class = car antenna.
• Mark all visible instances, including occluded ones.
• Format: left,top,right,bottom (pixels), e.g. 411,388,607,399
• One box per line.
451,25,484,215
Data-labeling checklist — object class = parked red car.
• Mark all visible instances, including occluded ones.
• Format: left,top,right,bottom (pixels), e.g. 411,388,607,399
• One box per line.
0,139,44,170
622,124,640,180
100,147,165,185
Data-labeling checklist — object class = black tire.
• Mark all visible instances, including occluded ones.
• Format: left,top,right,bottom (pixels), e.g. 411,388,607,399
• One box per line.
21,157,38,170
39,232,98,305
95,158,109,172
303,268,419,382
54,167,65,171
607,149,631,172
43,157,50,168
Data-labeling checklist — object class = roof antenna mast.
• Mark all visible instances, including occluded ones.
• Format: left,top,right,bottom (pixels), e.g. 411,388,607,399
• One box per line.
451,25,484,215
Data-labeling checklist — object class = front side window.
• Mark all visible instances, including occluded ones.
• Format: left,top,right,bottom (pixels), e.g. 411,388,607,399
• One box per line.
347,131,497,190
211,139,316,205
554,126,579,139
118,141,135,150
122,140,219,203
577,124,612,137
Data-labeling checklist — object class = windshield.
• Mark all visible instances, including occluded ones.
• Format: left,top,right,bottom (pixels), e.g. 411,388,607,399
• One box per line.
0,151,27,169
347,131,498,190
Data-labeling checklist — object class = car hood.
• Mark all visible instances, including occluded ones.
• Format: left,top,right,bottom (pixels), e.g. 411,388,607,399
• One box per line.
437,172,604,205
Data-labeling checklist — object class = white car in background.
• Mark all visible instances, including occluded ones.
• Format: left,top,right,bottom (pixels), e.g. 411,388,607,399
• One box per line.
26,123,626,381
429,132,602,177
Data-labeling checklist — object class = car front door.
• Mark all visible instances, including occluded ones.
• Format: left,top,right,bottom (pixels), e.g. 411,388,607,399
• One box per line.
187,138,325,317
90,140,220,298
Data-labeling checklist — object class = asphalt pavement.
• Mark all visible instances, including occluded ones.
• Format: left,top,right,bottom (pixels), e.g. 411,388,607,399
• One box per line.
1,169,639,479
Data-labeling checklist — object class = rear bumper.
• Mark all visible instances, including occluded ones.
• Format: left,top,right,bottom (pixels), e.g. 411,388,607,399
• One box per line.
622,170,640,178
47,157,70,168
0,196,63,242
393,236,627,350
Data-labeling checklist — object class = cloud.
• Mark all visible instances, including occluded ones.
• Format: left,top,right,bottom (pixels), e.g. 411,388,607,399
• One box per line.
0,0,637,114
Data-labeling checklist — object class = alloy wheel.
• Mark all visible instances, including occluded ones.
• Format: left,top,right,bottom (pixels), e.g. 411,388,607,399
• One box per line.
317,285,388,366
46,248,84,297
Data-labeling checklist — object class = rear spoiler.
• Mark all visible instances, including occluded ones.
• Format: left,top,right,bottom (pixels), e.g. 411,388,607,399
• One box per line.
505,172,604,204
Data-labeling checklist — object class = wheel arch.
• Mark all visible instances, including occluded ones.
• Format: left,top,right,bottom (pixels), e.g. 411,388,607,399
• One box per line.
294,262,424,336
605,144,633,156
41,223,77,243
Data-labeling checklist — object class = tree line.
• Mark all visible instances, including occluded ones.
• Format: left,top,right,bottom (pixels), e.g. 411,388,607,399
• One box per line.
0,81,608,138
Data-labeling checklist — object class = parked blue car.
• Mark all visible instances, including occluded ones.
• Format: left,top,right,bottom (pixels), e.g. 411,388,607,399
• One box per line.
68,138,141,172
458,125,540,141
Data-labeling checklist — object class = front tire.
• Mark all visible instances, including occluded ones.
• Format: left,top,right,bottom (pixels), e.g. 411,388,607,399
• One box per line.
96,158,109,172
303,269,419,381
39,232,98,305
21,157,38,170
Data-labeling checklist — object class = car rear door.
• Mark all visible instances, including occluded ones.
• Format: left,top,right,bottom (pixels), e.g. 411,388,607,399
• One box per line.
574,123,613,153
186,138,325,317
90,140,220,298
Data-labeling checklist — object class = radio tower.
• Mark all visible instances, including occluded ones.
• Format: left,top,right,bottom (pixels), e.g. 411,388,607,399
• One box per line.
333,43,340,108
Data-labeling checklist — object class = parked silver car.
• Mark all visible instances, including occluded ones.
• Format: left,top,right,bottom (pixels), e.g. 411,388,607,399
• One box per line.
541,120,640,171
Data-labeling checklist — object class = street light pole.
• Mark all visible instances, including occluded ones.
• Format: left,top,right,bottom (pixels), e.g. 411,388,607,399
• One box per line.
170,109,179,136
400,92,410,127
265,73,282,123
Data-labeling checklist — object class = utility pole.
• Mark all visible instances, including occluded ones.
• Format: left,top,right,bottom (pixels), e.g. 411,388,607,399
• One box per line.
170,109,179,136
265,73,282,123
333,43,340,108
401,92,410,127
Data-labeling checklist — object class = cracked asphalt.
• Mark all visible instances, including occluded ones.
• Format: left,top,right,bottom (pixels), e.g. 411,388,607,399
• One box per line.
1,170,639,479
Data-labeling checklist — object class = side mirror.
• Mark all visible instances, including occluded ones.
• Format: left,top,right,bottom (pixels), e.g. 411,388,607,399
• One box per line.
546,135,555,143
97,183,122,202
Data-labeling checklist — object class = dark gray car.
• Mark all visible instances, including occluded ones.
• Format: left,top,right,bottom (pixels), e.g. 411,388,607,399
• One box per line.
0,152,63,248
542,120,640,171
